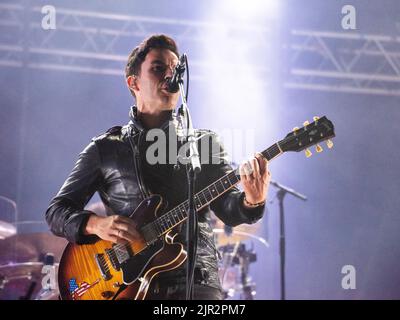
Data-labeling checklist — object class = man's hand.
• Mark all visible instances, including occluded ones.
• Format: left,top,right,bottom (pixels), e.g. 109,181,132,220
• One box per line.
85,215,141,244
239,153,271,207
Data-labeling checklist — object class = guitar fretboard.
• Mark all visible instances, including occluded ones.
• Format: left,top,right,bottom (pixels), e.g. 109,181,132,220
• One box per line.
142,141,283,240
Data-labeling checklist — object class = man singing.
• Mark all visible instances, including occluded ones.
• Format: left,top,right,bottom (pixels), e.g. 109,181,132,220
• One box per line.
46,34,271,300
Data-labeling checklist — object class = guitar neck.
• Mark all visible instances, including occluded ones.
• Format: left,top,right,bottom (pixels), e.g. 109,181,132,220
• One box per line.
148,141,284,238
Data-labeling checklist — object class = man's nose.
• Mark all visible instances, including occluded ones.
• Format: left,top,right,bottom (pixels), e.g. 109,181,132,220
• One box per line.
164,65,174,78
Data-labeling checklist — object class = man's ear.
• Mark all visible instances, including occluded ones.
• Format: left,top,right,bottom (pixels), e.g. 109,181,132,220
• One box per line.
127,75,139,92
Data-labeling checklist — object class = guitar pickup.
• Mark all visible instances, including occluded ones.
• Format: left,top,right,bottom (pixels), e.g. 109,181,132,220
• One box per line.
95,253,112,280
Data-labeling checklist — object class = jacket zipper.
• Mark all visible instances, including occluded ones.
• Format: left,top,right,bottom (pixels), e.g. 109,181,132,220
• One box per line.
129,130,150,199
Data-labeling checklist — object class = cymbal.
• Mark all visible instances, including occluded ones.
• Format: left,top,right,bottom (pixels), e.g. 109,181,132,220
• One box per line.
0,221,16,240
0,232,67,264
212,218,262,246
0,262,45,280
0,262,59,280
213,228,269,248
0,262,59,300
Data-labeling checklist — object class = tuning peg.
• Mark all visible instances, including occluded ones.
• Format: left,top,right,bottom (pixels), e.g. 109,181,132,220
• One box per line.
292,127,299,135
303,120,310,127
304,148,312,158
326,139,334,149
315,144,323,153
313,116,320,122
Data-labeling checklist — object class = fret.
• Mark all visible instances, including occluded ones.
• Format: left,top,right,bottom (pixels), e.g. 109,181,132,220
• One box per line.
203,187,213,202
216,179,225,193
194,194,202,209
233,168,241,179
165,216,172,228
168,211,175,225
167,215,173,228
222,177,231,189
263,148,271,160
272,144,280,156
178,205,186,220
198,191,208,207
171,210,178,224
266,147,274,160
180,202,188,217
160,217,168,232
262,143,282,161
158,220,164,233
175,209,181,221
209,184,219,197
227,172,238,185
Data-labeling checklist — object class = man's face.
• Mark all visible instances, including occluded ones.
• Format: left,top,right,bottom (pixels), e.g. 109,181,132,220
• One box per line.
129,48,180,112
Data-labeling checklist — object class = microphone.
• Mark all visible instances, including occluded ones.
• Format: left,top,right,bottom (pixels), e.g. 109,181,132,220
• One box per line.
167,54,186,93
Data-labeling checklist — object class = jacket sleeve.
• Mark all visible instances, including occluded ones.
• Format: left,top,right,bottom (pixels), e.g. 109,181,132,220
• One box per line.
45,141,102,244
199,131,265,227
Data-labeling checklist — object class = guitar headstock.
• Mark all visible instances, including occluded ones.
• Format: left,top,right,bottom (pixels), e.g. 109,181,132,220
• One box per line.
280,116,335,157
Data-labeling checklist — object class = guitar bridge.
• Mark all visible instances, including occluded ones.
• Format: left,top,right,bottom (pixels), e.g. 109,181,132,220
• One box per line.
95,253,112,280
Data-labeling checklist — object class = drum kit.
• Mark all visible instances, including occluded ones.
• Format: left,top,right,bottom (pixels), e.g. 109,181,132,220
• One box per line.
0,220,67,300
0,217,268,300
212,217,269,300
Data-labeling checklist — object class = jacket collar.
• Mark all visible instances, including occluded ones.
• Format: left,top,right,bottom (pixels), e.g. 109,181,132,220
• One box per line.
128,105,178,135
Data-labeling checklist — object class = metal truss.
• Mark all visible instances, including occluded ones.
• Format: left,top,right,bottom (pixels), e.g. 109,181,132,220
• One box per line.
0,2,271,82
2,3,400,96
285,29,400,96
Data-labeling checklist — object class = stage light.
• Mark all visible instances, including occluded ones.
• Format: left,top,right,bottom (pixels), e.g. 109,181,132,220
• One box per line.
222,0,280,21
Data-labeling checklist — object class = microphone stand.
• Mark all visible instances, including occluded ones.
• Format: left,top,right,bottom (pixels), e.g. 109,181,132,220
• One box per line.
174,55,201,300
269,179,307,300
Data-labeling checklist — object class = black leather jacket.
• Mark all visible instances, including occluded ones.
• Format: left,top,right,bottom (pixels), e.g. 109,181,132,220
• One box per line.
45,107,265,291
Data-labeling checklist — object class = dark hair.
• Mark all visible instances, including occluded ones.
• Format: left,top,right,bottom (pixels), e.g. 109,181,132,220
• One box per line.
125,34,179,78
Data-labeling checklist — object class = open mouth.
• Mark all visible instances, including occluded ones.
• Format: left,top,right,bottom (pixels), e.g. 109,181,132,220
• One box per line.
160,81,169,91
160,85,173,94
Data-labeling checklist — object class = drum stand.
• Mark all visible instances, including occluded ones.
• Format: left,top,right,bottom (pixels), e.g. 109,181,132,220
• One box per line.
237,243,257,300
220,242,257,300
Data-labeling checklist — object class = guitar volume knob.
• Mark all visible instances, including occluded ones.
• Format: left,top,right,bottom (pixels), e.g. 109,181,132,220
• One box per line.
101,291,114,299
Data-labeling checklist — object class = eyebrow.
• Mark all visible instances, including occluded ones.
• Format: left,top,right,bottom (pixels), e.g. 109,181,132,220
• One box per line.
150,59,179,66
150,60,165,65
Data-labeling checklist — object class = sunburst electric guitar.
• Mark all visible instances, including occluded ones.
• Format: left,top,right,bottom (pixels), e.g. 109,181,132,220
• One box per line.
58,116,335,300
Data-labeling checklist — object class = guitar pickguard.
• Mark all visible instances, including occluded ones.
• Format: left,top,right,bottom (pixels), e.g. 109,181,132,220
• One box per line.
121,239,164,284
